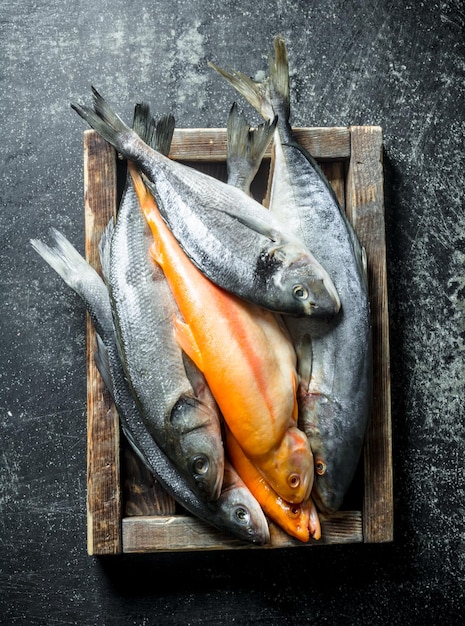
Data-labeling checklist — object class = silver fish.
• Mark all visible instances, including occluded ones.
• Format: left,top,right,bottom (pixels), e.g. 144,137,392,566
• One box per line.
105,105,224,502
211,36,372,513
30,229,270,545
71,88,339,318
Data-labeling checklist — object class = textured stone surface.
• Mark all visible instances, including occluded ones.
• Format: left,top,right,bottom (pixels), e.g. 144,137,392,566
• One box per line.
1,0,464,623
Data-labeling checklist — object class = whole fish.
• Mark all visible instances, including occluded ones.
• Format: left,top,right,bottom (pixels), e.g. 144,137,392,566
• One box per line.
130,164,313,504
71,88,340,318
30,229,270,545
211,36,372,513
106,106,224,501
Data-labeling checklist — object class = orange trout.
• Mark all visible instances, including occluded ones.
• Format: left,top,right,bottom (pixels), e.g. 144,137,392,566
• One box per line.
129,163,313,504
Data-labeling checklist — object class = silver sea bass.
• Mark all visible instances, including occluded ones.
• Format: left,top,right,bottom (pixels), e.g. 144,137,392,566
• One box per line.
30,229,270,545
71,88,339,318
211,36,372,513
105,106,224,502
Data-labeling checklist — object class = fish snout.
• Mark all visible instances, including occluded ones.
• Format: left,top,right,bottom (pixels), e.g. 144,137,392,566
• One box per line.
300,271,340,317
283,252,340,317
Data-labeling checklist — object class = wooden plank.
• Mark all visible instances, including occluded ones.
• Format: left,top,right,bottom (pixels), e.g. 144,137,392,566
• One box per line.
321,161,346,209
169,127,350,162
122,511,362,553
123,439,177,516
84,130,122,555
346,126,393,543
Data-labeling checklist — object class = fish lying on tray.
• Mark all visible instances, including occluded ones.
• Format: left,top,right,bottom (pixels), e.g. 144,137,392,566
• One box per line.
105,106,224,503
71,88,340,320
31,229,270,546
31,35,373,546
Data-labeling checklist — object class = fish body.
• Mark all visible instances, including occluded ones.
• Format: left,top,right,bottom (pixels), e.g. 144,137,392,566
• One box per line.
211,36,372,512
72,89,340,318
30,230,270,545
130,165,313,504
107,107,224,501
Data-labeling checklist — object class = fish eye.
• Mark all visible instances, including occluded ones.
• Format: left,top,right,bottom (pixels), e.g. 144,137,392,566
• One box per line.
290,506,300,517
234,506,250,525
190,454,209,476
316,460,326,475
288,473,301,489
293,284,308,301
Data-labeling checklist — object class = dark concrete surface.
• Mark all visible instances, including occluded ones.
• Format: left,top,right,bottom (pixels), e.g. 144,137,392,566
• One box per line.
1,1,464,624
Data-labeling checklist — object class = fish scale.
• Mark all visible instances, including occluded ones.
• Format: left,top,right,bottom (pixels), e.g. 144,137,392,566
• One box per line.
30,229,270,545
211,35,372,513
105,106,225,502
72,88,340,318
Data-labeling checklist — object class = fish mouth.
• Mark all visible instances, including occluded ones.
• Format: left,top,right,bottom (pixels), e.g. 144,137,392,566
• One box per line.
322,275,341,314
286,253,341,316
305,274,341,317
248,519,271,545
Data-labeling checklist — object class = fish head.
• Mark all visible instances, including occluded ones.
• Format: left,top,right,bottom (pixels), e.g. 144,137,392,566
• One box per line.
169,396,225,501
280,497,321,542
219,461,271,545
306,401,367,515
257,426,314,504
277,498,312,543
270,244,341,317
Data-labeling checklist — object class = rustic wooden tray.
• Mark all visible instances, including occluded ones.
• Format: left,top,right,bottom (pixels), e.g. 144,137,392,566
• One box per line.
84,126,392,554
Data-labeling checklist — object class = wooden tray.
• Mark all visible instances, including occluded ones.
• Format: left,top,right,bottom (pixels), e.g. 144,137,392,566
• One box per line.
83,126,392,554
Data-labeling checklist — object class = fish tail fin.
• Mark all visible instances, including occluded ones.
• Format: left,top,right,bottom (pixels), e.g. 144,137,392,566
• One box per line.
208,63,275,121
226,102,277,194
268,35,291,121
209,35,291,122
71,87,139,155
31,228,96,292
153,115,176,156
132,102,175,157
132,102,156,147
31,229,111,339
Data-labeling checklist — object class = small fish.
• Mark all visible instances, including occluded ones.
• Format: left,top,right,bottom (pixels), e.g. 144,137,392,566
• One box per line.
130,164,313,504
30,229,270,545
71,88,339,318
211,36,372,513
106,105,224,501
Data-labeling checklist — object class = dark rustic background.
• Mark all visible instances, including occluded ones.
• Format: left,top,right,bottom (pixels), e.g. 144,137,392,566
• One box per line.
1,1,464,623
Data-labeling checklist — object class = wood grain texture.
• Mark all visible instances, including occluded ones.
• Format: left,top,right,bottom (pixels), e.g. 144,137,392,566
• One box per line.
122,511,362,553
123,439,177,517
84,130,122,555
169,127,350,161
346,126,393,543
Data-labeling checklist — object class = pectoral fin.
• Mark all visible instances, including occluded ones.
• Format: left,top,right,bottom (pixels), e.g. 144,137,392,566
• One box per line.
173,316,204,372
216,206,282,243
149,242,165,269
